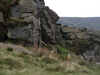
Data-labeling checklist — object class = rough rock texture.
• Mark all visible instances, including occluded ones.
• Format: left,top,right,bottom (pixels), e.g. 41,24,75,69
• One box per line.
0,12,8,41
62,26,100,63
0,0,63,48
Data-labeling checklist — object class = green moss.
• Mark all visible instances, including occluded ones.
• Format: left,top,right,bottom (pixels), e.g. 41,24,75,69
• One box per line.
56,45,69,59
7,47,13,52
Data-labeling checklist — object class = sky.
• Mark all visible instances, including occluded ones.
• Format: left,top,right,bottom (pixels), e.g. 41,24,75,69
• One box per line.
44,0,100,17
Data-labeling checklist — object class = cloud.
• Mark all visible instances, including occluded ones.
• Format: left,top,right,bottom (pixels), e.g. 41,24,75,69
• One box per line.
45,0,100,17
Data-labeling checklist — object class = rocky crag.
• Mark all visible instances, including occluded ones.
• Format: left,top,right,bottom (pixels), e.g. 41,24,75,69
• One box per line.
1,0,100,64
57,17,100,63
0,0,63,48
62,26,100,63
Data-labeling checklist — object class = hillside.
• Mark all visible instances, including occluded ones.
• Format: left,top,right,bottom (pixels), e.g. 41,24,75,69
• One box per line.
0,0,100,75
0,42,100,75
57,17,100,31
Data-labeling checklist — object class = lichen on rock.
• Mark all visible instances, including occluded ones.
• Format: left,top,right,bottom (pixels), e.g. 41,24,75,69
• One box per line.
0,0,63,48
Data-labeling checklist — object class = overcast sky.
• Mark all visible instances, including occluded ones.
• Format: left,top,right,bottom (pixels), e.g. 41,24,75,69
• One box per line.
44,0,100,17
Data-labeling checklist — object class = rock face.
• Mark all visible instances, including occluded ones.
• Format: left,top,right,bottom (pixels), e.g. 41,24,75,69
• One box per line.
0,0,62,48
62,26,100,63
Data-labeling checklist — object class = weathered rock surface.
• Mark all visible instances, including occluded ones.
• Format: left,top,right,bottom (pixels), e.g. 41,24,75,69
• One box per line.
0,0,63,48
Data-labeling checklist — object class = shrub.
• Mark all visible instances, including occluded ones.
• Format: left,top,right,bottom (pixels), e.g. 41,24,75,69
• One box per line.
7,47,13,52
56,45,69,59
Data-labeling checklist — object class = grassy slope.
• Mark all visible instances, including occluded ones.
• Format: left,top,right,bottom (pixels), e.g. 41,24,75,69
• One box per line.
0,43,100,75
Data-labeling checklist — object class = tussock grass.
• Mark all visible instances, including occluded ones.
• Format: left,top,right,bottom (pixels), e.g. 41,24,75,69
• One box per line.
0,44,100,75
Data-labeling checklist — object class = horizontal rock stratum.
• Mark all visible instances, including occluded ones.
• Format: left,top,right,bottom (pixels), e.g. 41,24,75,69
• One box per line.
0,0,63,48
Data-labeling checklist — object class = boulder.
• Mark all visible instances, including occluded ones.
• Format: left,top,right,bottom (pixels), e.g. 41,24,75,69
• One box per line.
62,26,100,63
0,0,63,48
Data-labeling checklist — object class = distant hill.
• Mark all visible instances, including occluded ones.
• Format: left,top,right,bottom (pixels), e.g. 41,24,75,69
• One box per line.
57,17,100,31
